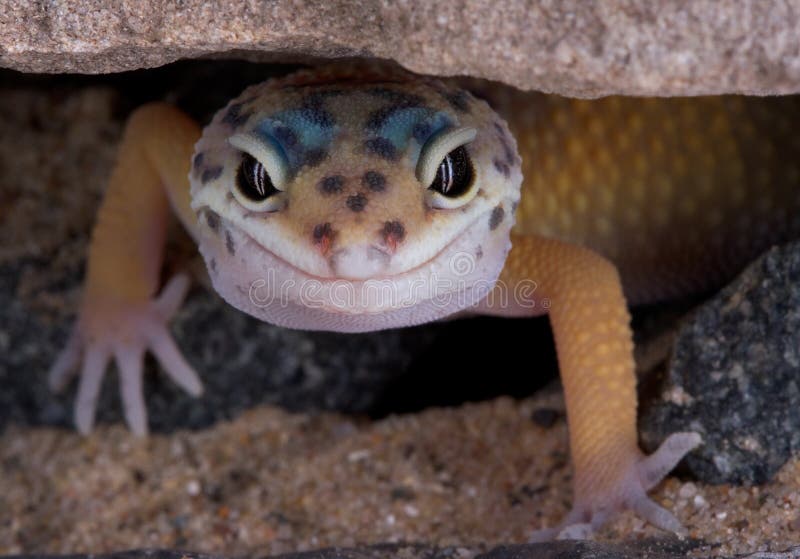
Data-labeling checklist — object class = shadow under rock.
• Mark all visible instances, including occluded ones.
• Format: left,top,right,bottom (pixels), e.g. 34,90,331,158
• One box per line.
0,254,557,433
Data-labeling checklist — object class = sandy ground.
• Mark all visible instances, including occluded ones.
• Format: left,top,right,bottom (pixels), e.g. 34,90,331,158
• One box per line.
0,67,799,557
1,391,799,556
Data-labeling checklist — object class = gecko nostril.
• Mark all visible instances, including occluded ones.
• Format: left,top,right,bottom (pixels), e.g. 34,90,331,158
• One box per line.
381,220,406,252
312,222,336,255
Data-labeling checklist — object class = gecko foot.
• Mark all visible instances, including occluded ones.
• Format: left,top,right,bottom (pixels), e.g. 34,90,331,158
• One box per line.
48,274,203,435
529,431,703,541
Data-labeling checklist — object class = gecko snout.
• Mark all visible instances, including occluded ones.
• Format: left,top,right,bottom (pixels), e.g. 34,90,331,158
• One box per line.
329,244,392,279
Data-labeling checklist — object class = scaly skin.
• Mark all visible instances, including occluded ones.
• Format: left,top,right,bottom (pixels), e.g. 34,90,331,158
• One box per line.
49,63,800,539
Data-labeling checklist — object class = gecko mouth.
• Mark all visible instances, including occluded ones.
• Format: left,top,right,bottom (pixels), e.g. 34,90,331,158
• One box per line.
199,212,510,332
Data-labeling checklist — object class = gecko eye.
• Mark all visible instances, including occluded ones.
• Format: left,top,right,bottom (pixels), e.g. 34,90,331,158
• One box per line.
417,126,479,209
237,154,279,201
228,132,288,212
429,145,473,198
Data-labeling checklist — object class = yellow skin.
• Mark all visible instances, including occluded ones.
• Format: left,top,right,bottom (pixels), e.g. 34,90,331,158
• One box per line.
49,63,800,539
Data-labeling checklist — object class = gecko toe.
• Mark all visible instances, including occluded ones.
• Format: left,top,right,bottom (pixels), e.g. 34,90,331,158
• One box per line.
147,322,204,396
630,494,687,536
75,345,111,435
638,432,703,491
117,346,148,436
154,273,191,320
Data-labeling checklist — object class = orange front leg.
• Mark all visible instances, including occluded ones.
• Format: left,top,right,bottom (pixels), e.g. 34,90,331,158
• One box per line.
49,103,204,435
485,234,701,539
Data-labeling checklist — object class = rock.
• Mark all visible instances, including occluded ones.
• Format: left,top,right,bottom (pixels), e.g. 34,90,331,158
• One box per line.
640,241,800,485
2,1,800,97
0,540,704,559
8,541,799,559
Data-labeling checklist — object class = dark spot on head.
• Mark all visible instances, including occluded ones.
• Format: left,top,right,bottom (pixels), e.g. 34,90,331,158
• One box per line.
319,175,345,195
366,106,400,131
476,246,483,260
192,152,205,171
367,88,425,107
302,148,327,167
489,205,505,231
365,138,397,160
493,158,511,177
273,124,298,148
362,171,387,192
209,258,217,273
222,103,252,128
496,127,517,165
382,220,406,250
299,104,334,129
364,89,426,129
201,166,224,184
503,144,516,166
309,89,344,101
412,121,432,143
205,210,221,232
346,193,368,212
443,90,471,113
225,231,236,255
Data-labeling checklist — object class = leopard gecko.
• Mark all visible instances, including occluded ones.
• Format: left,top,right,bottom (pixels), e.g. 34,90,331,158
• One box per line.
48,62,800,539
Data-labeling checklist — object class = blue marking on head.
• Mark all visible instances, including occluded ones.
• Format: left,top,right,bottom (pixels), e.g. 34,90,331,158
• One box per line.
375,107,430,151
366,109,454,161
254,108,337,172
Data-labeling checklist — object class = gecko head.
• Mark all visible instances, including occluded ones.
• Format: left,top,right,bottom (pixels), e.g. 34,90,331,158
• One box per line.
189,63,522,332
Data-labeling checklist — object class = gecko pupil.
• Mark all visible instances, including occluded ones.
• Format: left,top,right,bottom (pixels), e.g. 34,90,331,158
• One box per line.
237,153,278,201
430,146,473,197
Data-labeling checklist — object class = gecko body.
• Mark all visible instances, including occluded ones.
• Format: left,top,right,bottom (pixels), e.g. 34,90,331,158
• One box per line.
49,62,800,540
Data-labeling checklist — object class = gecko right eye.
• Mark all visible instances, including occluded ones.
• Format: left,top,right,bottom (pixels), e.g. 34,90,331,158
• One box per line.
228,132,289,212
237,153,279,202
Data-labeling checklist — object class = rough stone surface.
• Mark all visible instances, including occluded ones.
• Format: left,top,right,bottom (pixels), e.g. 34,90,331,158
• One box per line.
641,241,800,485
3,1,800,96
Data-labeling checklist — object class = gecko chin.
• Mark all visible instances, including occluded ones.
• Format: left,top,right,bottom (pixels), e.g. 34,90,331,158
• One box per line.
198,214,513,333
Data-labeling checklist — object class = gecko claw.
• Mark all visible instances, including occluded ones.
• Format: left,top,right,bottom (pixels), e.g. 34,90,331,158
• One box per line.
49,273,202,435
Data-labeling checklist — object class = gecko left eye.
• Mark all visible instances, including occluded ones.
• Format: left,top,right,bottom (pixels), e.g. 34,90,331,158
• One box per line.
417,126,479,209
430,145,473,198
